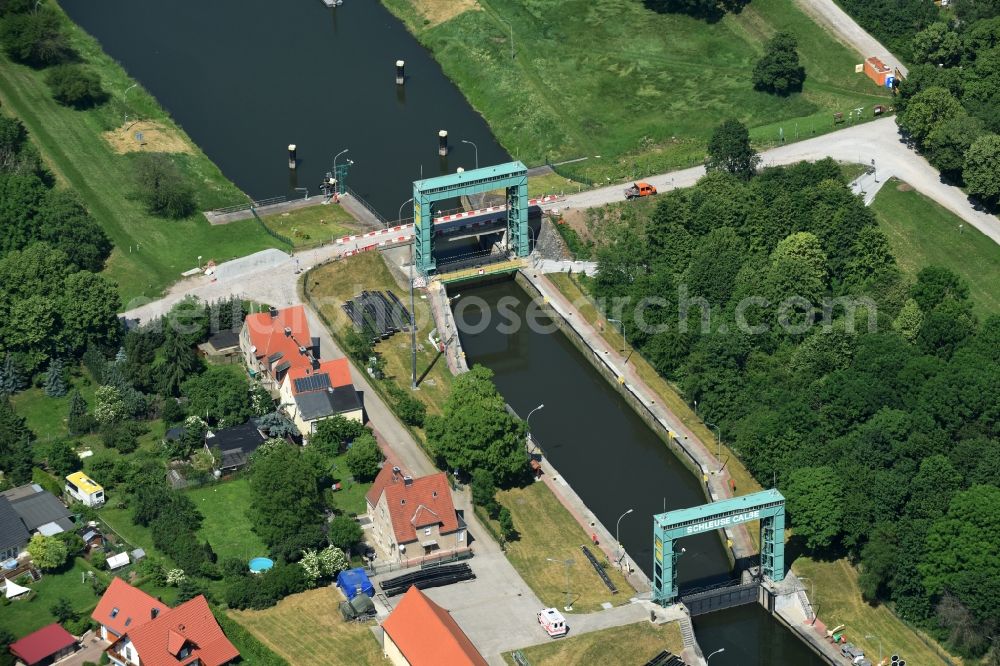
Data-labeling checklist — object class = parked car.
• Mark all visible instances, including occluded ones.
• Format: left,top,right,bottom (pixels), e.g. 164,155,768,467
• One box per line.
840,643,865,661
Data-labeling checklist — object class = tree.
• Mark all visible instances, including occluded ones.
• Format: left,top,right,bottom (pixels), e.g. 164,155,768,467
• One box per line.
67,389,93,435
49,597,77,624
0,398,35,485
498,506,516,541
765,231,829,306
911,266,969,312
925,115,983,180
36,190,112,272
892,299,924,343
248,442,326,559
425,365,529,486
181,366,252,426
0,9,72,66
752,32,805,95
683,227,746,306
344,431,383,482
782,466,844,551
255,411,298,439
898,87,965,146
0,354,25,396
160,396,185,425
157,327,201,397
470,468,499,516
310,415,365,456
912,22,963,67
27,533,69,570
328,515,363,552
93,385,126,425
46,440,80,478
343,328,372,363
45,64,107,109
963,133,1000,205
705,119,760,181
43,357,66,397
0,626,14,666
132,153,196,219
319,545,348,577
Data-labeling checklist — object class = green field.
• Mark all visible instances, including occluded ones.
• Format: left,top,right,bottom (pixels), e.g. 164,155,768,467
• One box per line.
382,0,889,183
503,620,684,665
872,180,1000,318
0,5,284,302
187,479,267,563
1,558,104,638
259,204,361,248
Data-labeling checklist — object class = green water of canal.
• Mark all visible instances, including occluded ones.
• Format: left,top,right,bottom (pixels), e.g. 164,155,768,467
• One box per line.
455,280,825,666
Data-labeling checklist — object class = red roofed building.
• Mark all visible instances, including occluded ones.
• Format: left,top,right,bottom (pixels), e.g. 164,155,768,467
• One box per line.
107,595,238,666
91,578,166,642
366,466,465,564
381,586,486,666
9,623,77,666
240,305,316,390
278,357,362,437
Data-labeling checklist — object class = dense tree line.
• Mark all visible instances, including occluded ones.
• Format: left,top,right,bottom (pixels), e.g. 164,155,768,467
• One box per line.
591,156,1000,657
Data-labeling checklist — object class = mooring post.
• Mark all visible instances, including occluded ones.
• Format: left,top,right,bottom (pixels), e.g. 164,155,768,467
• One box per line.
438,130,448,156
395,59,405,85
287,144,297,169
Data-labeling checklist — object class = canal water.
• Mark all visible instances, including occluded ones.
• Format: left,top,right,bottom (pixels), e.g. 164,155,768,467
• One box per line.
456,280,825,665
61,0,510,217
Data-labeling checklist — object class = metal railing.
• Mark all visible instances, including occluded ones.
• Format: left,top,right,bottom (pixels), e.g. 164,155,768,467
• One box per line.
344,185,389,227
211,195,288,216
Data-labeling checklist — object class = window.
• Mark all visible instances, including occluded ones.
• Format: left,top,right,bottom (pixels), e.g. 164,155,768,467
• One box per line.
458,531,465,542
424,528,431,536
110,608,120,619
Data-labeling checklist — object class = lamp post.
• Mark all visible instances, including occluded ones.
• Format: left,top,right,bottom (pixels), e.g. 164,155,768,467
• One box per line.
872,158,877,183
334,148,349,175
123,83,137,124
705,421,722,461
865,634,881,664
707,648,726,662
607,318,628,361
399,196,417,390
615,508,634,561
526,403,544,453
546,557,573,611
461,139,479,169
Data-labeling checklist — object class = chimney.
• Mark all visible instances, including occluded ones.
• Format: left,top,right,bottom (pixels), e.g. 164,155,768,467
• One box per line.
311,336,321,358
392,466,401,480
151,608,159,620
403,476,413,486
269,307,278,319
284,327,292,337
311,357,320,370
298,345,307,355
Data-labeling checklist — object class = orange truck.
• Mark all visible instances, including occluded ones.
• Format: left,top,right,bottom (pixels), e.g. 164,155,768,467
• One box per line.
624,181,657,200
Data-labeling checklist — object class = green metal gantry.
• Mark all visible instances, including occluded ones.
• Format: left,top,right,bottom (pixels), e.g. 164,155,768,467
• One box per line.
652,489,786,604
412,161,529,275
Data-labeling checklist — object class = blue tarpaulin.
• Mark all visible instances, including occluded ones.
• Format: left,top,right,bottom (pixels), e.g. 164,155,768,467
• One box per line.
336,568,374,600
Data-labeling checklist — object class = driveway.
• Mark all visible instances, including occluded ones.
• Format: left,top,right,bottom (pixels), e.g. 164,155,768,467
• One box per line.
794,0,908,76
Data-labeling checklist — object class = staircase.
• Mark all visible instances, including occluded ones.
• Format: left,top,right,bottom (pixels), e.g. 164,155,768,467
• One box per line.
678,614,697,649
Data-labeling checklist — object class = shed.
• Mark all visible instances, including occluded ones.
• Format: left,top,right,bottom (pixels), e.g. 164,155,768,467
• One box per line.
9,623,77,665
336,568,374,600
106,552,130,570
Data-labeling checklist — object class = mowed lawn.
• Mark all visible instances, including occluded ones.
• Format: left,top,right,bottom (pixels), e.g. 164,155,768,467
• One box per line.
382,0,889,182
229,588,383,666
0,6,283,302
307,253,454,416
503,620,684,665
872,180,1000,319
260,204,361,248
2,558,104,638
187,479,267,563
497,482,633,613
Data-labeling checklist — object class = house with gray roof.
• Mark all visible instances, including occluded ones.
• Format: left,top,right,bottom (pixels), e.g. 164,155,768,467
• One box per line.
0,496,30,561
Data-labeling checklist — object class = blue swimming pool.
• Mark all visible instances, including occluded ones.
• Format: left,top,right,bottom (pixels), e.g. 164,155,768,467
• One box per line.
248,557,274,574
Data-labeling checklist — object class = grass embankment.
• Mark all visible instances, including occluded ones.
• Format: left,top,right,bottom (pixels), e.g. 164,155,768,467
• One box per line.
229,588,382,666
792,557,964,666
187,479,267,563
0,5,282,302
381,0,889,183
872,179,1000,319
490,482,633,613
503,620,684,666
259,204,362,248
306,253,454,417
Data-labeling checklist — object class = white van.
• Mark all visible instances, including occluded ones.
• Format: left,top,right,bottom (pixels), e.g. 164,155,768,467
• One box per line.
537,608,568,638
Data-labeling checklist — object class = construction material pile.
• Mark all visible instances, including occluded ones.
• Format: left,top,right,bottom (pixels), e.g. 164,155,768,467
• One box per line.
342,290,410,343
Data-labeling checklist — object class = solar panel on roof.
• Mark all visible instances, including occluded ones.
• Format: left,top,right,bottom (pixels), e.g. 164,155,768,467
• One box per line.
294,373,331,393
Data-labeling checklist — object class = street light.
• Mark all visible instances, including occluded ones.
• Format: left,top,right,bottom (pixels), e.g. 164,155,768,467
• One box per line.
527,403,545,426
607,318,628,362
546,557,573,611
333,148,349,188
123,83,138,124
705,421,722,461
871,158,877,183
461,139,479,169
707,648,725,662
615,508,634,561
865,634,881,664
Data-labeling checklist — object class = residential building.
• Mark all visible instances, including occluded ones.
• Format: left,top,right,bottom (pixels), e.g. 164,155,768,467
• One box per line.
239,305,317,391
198,329,241,362
65,471,105,507
279,358,362,436
365,466,465,564
1,484,74,536
0,496,29,561
381,586,487,666
8,623,78,666
203,421,267,473
93,579,239,666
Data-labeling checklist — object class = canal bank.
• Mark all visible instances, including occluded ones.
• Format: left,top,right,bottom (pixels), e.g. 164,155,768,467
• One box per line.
453,277,826,666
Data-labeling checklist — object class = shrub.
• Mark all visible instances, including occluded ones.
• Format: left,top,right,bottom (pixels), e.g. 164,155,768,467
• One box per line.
0,9,72,67
752,32,806,95
394,392,426,427
132,153,196,219
344,432,383,482
45,64,107,109
328,515,363,552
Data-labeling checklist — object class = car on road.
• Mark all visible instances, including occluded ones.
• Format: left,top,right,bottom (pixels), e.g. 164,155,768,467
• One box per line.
840,643,865,662
624,181,657,200
537,608,568,638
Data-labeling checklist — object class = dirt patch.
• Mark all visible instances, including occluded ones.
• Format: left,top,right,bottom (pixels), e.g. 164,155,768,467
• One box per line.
103,120,192,154
896,182,914,191
561,208,591,242
410,0,479,27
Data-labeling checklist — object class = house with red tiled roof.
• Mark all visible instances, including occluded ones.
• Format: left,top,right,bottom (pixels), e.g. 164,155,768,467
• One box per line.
240,305,317,391
381,586,487,666
91,579,238,666
278,357,362,437
365,465,465,564
91,578,166,643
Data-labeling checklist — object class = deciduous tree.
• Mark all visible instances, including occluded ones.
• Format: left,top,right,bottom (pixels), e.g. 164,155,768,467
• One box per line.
705,119,760,181
27,534,69,570
752,32,805,95
344,431,383,482
963,133,1000,205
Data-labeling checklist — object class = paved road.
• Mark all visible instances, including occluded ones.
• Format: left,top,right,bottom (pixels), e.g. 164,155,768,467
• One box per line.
795,0,908,77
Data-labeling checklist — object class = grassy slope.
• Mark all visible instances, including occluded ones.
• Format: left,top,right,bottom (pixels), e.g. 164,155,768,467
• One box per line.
0,4,284,302
381,0,888,182
872,179,1000,319
503,620,684,665
497,482,633,613
229,588,382,666
186,479,267,563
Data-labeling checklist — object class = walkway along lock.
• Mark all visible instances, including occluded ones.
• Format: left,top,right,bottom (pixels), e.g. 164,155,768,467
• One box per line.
652,488,786,604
